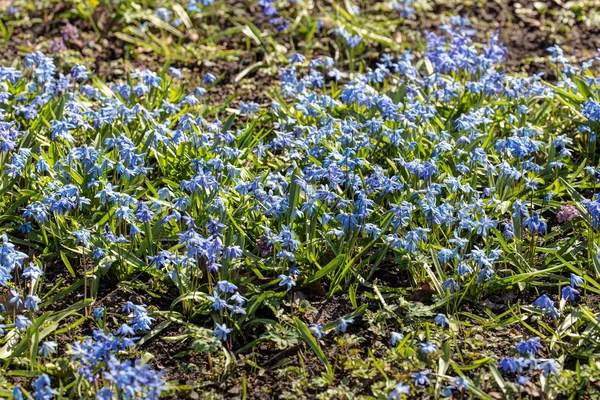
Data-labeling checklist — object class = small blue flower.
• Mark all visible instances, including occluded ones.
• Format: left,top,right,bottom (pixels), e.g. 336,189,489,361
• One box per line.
533,294,559,318
12,386,23,400
442,278,459,293
32,373,56,400
515,337,542,356
570,273,584,288
203,72,217,85
213,323,233,341
517,376,530,385
499,357,517,373
38,341,57,358
15,315,32,330
417,342,438,355
92,307,104,322
561,286,580,301
336,317,354,333
390,331,404,346
388,382,410,399
411,369,431,386
453,376,469,391
434,313,450,328
309,324,324,339
538,359,559,376
278,274,296,291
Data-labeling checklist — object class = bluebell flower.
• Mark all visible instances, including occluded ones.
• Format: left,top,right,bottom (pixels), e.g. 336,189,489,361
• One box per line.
71,64,88,81
310,324,324,339
154,7,172,21
434,313,450,328
21,263,44,280
571,273,584,287
168,67,183,80
39,341,57,358
32,373,56,400
453,376,469,391
475,216,497,237
15,315,31,330
390,331,404,346
336,318,354,333
498,357,517,373
216,280,238,294
96,388,114,400
229,292,248,306
213,323,233,341
561,286,580,301
12,387,23,400
92,307,104,322
203,72,217,85
73,228,92,248
418,342,438,355
523,212,547,234
533,294,559,318
515,336,542,356
24,295,41,311
116,323,135,337
278,274,296,291
442,278,459,293
517,376,530,385
412,369,431,386
388,382,410,399
538,359,559,376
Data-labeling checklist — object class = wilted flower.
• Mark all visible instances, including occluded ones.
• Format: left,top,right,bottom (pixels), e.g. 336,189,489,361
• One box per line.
557,204,580,224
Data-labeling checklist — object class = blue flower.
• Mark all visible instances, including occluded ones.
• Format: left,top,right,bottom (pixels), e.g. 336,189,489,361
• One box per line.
523,212,547,234
517,376,530,385
561,286,580,301
453,376,469,391
21,264,43,280
418,342,438,355
411,369,431,386
515,336,542,356
570,273,584,288
310,324,324,339
38,341,57,358
213,323,233,341
32,373,56,400
203,72,217,85
12,387,23,400
115,324,135,337
442,278,459,293
24,295,41,312
538,359,559,376
533,294,559,318
388,382,410,399
73,228,92,248
434,313,450,328
390,331,404,346
336,318,354,333
278,274,296,291
498,357,517,373
15,315,32,330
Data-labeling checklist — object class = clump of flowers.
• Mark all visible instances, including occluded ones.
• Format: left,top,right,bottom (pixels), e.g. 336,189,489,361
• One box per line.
68,303,166,398
557,204,580,224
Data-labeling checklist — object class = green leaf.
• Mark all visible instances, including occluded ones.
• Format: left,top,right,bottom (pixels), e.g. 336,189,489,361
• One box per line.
170,291,208,311
287,168,302,224
60,252,76,278
302,254,345,287
137,320,171,348
294,317,332,378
